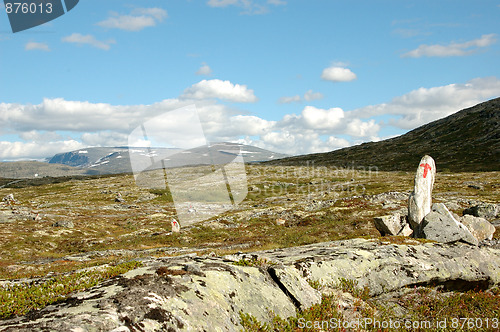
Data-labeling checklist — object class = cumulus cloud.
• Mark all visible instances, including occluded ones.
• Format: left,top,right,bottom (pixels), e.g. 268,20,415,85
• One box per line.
25,42,50,52
279,90,323,103
62,33,115,50
278,95,301,104
0,95,376,159
228,115,275,136
196,63,213,76
304,90,324,101
0,140,84,160
4,76,498,160
321,66,357,82
97,7,167,31
301,106,344,130
402,34,497,58
81,132,129,147
19,131,62,142
350,77,500,129
181,79,258,102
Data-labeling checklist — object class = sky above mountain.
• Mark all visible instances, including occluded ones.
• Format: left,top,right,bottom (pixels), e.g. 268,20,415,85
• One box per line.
0,0,499,160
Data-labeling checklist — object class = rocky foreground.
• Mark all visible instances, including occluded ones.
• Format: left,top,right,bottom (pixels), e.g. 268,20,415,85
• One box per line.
1,238,499,331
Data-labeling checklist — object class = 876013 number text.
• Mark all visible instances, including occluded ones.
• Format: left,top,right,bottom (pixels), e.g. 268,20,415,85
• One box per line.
5,2,53,14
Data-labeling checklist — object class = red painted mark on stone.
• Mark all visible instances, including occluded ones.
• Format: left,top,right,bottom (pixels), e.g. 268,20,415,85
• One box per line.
420,163,432,178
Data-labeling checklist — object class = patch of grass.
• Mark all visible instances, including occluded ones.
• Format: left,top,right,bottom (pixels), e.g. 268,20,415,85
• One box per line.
233,257,277,268
240,295,343,332
396,287,500,330
337,277,371,301
0,260,142,320
307,279,322,290
0,256,134,280
148,188,174,202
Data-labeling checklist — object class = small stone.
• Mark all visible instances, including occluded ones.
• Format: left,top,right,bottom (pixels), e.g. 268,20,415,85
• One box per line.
408,155,436,230
373,213,410,236
52,220,74,228
276,218,286,226
115,193,125,203
399,223,414,237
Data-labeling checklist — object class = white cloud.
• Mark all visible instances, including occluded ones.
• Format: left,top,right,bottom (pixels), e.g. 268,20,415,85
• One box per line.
321,66,357,82
181,79,258,102
97,7,167,31
304,90,324,101
4,76,498,160
196,63,213,76
0,140,84,160
207,0,239,7
402,34,497,58
207,0,273,15
350,77,500,129
345,119,380,138
228,115,275,136
81,132,128,147
301,106,344,130
25,42,50,52
132,8,168,20
62,33,115,50
278,95,301,104
279,90,323,103
0,95,376,159
19,131,62,142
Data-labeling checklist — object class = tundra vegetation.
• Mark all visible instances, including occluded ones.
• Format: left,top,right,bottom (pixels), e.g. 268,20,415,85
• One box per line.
0,164,498,327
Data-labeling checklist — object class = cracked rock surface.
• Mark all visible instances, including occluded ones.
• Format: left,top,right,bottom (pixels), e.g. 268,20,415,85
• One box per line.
1,238,499,331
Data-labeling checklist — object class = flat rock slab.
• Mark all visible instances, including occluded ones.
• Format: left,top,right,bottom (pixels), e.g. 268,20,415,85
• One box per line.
1,239,500,331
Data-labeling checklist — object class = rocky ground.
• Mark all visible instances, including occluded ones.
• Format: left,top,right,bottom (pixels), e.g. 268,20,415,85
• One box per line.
0,165,498,330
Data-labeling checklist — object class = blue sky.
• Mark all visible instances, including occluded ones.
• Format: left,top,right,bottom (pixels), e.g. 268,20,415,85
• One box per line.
0,0,499,160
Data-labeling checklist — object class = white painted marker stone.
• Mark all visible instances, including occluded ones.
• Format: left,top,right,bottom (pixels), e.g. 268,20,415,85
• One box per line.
171,218,181,233
408,155,436,232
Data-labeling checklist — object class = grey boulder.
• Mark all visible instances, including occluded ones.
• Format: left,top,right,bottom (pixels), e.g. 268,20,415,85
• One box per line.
459,215,496,242
420,203,478,245
464,203,499,220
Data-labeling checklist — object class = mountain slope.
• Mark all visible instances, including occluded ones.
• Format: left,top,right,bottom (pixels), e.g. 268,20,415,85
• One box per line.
0,161,90,179
47,143,289,175
265,97,500,172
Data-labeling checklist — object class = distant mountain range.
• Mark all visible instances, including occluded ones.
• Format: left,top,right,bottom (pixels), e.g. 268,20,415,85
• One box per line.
0,143,289,179
265,97,500,172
